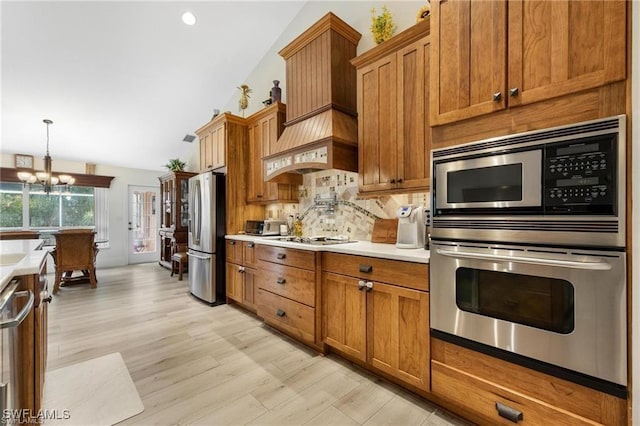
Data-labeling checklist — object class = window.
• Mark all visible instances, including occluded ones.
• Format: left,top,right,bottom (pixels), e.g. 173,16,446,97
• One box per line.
0,184,109,244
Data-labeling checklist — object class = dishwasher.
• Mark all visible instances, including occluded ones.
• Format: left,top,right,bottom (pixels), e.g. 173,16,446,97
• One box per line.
0,277,34,421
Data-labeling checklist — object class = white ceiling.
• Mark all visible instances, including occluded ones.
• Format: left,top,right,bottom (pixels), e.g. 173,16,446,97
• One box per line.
1,1,307,172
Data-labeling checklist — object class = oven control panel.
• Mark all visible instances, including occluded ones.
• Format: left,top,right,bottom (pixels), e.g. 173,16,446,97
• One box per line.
544,136,615,214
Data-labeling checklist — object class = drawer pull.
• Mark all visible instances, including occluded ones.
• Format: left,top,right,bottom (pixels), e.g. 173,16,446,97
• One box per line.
277,277,286,285
276,309,286,317
359,264,373,273
358,280,366,291
276,253,286,260
229,241,236,245
248,243,255,248
365,281,373,292
496,402,523,423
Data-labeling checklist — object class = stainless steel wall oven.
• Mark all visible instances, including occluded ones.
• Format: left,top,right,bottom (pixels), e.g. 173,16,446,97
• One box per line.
429,116,627,398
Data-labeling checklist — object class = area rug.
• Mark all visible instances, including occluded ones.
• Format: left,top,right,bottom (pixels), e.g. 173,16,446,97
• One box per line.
43,352,144,425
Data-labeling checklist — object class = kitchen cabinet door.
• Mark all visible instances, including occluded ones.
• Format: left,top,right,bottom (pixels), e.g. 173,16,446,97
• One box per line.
430,0,507,126
34,299,47,412
367,282,430,391
322,272,366,362
211,122,226,170
396,36,431,191
243,241,258,269
199,131,214,172
357,54,398,193
225,262,244,303
225,240,243,264
507,0,626,108
246,121,263,202
243,267,257,311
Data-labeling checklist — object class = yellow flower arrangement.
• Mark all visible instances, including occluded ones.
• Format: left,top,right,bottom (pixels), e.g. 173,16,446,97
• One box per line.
371,5,396,45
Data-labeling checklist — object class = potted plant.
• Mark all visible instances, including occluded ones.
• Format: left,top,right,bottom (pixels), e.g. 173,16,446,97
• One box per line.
371,5,396,45
164,158,186,172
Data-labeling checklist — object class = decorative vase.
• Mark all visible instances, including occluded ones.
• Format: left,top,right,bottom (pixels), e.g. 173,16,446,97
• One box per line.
270,80,281,104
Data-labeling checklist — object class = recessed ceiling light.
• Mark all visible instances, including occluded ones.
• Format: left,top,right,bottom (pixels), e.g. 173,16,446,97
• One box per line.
182,11,196,26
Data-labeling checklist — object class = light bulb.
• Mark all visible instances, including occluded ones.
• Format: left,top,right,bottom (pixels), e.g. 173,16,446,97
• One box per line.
182,11,196,25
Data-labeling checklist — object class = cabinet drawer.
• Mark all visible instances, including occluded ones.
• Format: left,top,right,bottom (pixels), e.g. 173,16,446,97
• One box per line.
226,240,244,263
256,288,315,344
322,253,428,291
431,338,626,424
432,361,596,425
257,262,315,307
258,245,316,270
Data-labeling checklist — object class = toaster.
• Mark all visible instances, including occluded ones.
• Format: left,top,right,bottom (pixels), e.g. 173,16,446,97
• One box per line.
244,219,287,236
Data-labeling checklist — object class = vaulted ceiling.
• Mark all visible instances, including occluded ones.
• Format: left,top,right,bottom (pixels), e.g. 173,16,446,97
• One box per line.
1,1,307,171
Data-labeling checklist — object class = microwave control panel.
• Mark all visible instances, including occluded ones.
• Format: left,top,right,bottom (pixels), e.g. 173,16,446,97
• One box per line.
544,136,615,214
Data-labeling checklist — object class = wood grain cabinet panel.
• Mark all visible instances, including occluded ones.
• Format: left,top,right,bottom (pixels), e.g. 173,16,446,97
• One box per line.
353,21,431,195
430,0,626,126
243,267,257,311
257,288,315,345
225,261,244,303
321,253,430,392
258,245,316,270
258,262,316,307
246,103,299,204
368,282,430,391
243,241,258,269
226,241,259,312
225,240,243,264
322,272,367,362
431,338,627,425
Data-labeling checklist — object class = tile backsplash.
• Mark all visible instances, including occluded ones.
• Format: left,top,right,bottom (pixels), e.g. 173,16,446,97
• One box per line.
265,170,429,241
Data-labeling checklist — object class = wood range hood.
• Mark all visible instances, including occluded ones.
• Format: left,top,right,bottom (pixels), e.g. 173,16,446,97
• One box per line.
263,13,361,181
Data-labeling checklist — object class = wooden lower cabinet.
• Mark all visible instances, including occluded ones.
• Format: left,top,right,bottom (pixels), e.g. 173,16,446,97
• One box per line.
322,253,430,392
225,240,259,312
255,245,320,349
431,338,627,425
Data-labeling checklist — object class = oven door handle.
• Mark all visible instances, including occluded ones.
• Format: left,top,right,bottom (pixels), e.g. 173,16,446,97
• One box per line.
435,249,612,271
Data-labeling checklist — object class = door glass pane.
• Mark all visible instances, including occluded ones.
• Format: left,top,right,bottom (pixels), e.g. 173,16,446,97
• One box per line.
447,164,523,203
130,190,157,253
180,178,189,228
456,267,574,334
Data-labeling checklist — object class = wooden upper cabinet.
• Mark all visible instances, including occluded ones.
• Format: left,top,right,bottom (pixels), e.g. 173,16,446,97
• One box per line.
430,0,506,126
507,0,626,108
357,54,397,193
195,114,239,172
430,0,626,126
245,103,299,204
353,20,431,195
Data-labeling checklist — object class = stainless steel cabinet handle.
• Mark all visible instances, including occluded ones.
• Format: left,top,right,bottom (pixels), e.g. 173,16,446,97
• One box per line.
495,402,523,423
277,277,286,285
276,253,286,260
509,87,519,97
0,290,34,329
186,252,211,260
493,92,502,101
276,309,286,317
435,249,612,270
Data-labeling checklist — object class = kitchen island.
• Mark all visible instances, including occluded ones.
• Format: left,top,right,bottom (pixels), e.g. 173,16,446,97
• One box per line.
0,239,48,288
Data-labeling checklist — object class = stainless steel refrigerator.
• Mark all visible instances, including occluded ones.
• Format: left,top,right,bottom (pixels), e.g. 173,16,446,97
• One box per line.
188,172,226,305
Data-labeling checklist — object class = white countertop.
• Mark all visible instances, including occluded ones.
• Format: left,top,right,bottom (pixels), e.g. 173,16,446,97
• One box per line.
226,235,430,263
0,239,48,290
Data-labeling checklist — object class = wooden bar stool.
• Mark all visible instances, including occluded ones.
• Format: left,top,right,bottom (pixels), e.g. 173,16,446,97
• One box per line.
171,252,188,280
170,241,188,281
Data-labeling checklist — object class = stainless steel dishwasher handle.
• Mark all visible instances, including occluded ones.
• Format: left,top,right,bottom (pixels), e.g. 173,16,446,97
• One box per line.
435,249,612,271
186,252,211,260
0,290,34,329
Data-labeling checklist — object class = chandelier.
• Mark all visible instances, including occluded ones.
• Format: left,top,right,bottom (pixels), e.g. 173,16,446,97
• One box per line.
17,119,75,195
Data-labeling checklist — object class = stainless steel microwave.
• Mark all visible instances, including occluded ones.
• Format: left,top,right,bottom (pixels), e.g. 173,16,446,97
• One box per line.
430,115,626,248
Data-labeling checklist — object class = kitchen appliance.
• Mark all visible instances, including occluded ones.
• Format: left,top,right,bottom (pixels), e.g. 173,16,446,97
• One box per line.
429,115,628,398
188,172,226,305
396,205,424,249
431,115,626,248
430,240,627,396
244,219,287,236
0,277,34,415
260,235,357,246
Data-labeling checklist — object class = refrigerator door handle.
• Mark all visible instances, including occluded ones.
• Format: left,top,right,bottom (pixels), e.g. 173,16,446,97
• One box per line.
187,252,211,261
193,179,202,245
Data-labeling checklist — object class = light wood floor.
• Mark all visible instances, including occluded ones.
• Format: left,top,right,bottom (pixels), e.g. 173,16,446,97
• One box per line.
47,263,471,426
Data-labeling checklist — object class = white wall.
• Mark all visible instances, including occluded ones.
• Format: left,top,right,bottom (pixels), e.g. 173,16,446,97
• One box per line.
0,153,162,268
631,1,639,423
184,1,425,163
